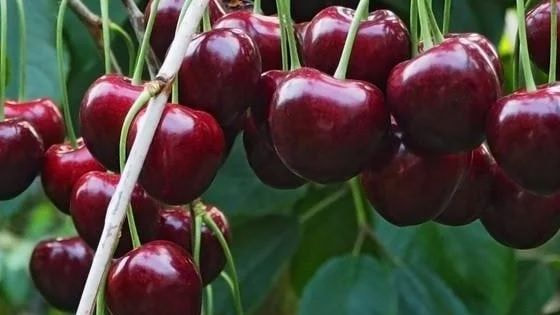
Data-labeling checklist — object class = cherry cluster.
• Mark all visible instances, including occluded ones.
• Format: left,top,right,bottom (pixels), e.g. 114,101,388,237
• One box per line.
1,0,555,313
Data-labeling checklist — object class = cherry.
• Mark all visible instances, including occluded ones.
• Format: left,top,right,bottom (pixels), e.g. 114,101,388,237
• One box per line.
269,67,389,184
156,205,230,285
261,0,366,22
210,0,252,24
29,237,93,311
435,146,494,226
222,111,246,157
128,104,225,205
446,33,503,83
486,86,560,195
213,11,281,72
243,113,305,189
387,37,500,154
5,98,65,149
251,69,287,139
145,0,183,60
70,171,160,256
41,138,105,214
526,0,560,76
106,240,202,315
481,166,560,249
0,119,43,200
360,125,469,226
80,74,143,172
302,7,410,89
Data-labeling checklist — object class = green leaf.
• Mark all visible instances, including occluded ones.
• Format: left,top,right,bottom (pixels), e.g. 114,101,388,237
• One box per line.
299,255,397,315
507,261,556,315
213,215,301,315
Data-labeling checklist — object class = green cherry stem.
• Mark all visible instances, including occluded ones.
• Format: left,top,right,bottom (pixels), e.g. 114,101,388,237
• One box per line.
15,0,26,101
276,0,289,71
172,0,194,103
95,272,107,315
348,177,368,256
0,0,6,120
279,0,301,70
416,0,433,50
516,0,537,91
254,0,262,14
56,0,78,147
333,0,369,79
191,207,202,267
410,0,419,56
443,0,452,34
110,23,136,77
202,6,211,32
100,0,111,74
423,0,444,44
549,0,557,83
205,285,214,315
132,0,161,85
512,36,520,90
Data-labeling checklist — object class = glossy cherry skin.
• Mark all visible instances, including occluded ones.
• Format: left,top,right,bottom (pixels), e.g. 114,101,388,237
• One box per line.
435,146,494,226
360,127,469,226
303,7,410,89
156,205,230,285
481,166,560,249
80,75,143,171
527,0,560,76
179,28,261,126
0,119,44,200
251,70,287,138
145,0,183,60
486,86,560,195
70,171,160,256
41,138,105,214
29,237,93,311
243,113,305,189
5,98,65,149
106,240,202,315
129,104,225,205
387,37,500,154
214,11,280,72
269,67,389,184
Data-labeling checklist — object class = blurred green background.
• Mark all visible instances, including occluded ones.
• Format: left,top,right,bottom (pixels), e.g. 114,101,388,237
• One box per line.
2,0,559,314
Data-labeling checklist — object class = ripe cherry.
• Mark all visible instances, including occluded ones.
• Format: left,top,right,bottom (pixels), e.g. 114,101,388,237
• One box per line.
387,37,500,154
213,11,281,72
157,205,230,285
481,166,560,249
70,171,160,256
435,146,494,226
0,119,43,200
261,0,368,22
179,28,261,126
269,67,389,183
486,86,560,195
446,33,503,83
29,237,93,312
303,7,410,89
80,75,143,171
5,98,64,149
145,0,183,60
106,240,202,315
526,0,560,76
41,138,105,214
251,70,287,138
360,125,469,226
128,104,225,205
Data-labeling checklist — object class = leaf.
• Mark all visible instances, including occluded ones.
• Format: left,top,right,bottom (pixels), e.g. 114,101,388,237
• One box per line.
299,255,397,315
507,261,556,315
213,215,301,315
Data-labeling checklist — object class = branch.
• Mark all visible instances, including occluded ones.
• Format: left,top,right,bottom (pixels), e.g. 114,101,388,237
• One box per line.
68,0,123,74
75,0,210,314
121,0,160,77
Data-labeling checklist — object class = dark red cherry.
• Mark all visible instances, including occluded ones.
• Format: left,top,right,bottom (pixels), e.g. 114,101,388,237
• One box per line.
128,104,225,205
29,237,93,311
481,166,560,249
41,138,105,214
435,146,494,226
214,11,280,72
106,240,202,315
0,119,43,200
5,98,65,149
527,0,560,76
222,111,246,157
210,0,252,24
387,37,500,154
446,33,503,83
70,171,160,256
269,67,389,183
360,126,469,226
179,28,261,126
243,113,305,189
486,86,560,195
251,69,287,138
145,0,183,60
261,0,368,22
303,7,410,89
156,205,230,285
80,74,143,171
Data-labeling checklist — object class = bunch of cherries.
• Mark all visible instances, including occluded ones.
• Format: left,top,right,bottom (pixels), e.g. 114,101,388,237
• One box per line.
0,0,554,313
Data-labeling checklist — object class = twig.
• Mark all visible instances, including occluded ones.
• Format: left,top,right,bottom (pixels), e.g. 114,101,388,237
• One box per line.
121,0,160,77
75,1,210,314
68,0,122,74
